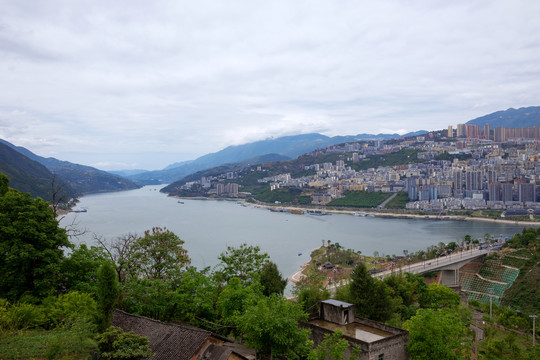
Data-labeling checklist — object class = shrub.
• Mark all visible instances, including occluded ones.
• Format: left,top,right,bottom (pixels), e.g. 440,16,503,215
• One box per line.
42,291,99,328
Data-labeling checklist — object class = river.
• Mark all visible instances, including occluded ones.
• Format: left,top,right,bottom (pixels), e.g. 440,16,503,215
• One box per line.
60,185,527,281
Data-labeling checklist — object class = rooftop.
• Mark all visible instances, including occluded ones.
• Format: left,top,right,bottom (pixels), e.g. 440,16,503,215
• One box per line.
320,299,354,308
309,319,393,343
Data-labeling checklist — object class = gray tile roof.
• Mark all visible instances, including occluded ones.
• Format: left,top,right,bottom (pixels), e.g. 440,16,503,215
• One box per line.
112,310,213,360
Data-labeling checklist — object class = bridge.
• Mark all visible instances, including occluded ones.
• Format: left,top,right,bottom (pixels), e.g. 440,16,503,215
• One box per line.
325,247,495,293
371,247,494,286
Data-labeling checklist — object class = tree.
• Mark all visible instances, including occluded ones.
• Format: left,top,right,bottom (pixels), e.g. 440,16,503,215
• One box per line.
296,285,331,314
95,233,138,283
216,277,263,330
312,329,360,360
237,295,312,360
97,262,120,331
404,307,471,360
419,283,460,310
96,326,153,360
216,243,269,283
348,263,394,322
129,227,190,280
0,182,70,301
58,244,108,295
260,261,288,297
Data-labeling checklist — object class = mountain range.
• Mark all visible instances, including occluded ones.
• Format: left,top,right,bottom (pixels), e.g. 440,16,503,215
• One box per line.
1,106,539,200
0,139,139,200
126,131,428,185
466,106,540,128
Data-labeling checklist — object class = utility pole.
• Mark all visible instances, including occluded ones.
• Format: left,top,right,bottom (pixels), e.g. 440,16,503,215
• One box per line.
487,288,495,319
530,314,537,346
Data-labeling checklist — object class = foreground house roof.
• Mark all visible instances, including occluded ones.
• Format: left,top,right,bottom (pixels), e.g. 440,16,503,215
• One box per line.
112,310,253,360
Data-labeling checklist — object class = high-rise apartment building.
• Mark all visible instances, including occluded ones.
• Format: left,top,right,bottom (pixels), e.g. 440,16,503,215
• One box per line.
456,124,466,137
488,182,501,201
519,182,536,203
466,171,482,191
484,123,490,140
447,125,453,137
494,127,507,142
501,183,514,203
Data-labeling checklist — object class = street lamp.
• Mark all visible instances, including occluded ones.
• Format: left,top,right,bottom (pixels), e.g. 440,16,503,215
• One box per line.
530,315,537,347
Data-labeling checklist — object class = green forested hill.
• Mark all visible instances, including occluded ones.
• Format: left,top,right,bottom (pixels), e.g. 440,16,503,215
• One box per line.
0,139,139,195
0,142,76,201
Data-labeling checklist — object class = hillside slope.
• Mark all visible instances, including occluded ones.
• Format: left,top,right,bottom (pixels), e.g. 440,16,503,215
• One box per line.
466,106,540,128
0,142,76,201
131,132,426,185
0,139,139,195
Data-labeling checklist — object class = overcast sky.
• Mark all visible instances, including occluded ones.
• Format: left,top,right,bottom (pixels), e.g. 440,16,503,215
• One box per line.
1,1,539,170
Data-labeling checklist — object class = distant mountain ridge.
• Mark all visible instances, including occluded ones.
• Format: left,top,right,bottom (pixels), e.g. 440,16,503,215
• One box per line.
0,139,139,195
466,106,540,128
128,131,427,185
0,141,77,201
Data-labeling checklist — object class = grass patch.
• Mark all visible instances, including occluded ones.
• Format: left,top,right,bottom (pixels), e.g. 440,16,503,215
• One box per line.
327,191,391,208
0,329,54,358
385,191,409,209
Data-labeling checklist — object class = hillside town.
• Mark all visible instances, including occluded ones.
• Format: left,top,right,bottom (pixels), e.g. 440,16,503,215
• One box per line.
172,125,540,216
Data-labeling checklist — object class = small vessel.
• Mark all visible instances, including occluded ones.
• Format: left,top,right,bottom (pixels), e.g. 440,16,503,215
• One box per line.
178,200,184,204
298,253,302,256
354,211,367,217
307,210,329,216
289,208,304,215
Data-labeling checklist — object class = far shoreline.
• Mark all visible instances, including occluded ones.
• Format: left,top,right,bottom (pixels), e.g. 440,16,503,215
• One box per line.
170,194,540,227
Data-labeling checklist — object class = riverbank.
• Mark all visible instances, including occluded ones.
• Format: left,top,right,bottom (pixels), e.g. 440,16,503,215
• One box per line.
247,201,540,226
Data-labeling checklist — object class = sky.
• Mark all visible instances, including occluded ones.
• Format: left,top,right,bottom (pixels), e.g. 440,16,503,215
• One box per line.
1,1,540,170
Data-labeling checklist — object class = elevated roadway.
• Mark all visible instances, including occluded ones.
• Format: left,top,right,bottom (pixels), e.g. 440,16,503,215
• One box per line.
327,247,494,292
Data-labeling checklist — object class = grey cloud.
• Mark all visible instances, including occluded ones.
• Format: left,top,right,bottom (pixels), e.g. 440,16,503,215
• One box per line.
0,0,539,169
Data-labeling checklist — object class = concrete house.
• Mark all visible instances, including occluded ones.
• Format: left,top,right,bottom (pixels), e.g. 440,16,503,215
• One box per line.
301,300,409,360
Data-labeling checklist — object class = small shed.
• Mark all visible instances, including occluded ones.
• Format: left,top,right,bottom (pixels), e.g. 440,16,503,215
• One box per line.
319,299,355,325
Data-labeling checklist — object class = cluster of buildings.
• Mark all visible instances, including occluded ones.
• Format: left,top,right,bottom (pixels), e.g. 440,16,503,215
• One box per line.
450,124,540,142
256,128,539,212
174,125,539,213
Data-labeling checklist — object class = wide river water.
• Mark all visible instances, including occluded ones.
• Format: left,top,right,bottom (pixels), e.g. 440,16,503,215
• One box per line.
60,185,528,280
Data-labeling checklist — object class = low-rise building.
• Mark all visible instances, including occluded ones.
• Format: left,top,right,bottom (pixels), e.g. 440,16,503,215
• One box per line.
301,300,409,360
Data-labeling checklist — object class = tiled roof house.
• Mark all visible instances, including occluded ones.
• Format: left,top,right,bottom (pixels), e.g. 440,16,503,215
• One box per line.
112,310,254,360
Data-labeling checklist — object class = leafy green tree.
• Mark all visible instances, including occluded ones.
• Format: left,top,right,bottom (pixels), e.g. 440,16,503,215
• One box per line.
0,173,8,195
0,185,70,301
348,263,394,321
237,295,312,360
419,283,460,309
96,326,153,360
121,267,218,324
312,329,359,360
260,261,288,296
129,227,190,280
296,285,331,314
97,262,120,331
58,244,108,295
216,243,269,283
404,307,471,360
217,277,263,330
42,291,99,328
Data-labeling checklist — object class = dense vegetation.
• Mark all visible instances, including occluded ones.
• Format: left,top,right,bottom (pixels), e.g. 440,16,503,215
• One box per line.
2,172,539,359
0,142,76,202
350,148,419,171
